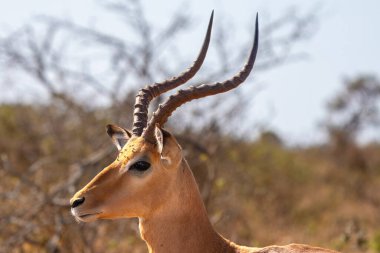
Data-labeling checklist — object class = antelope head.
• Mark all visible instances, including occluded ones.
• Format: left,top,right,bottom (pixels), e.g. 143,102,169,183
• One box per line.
70,11,259,223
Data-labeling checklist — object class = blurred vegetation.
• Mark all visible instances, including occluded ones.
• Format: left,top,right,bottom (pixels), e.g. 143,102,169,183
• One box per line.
0,1,379,253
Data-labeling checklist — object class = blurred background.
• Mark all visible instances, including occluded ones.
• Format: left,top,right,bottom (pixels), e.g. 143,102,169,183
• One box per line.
0,0,379,252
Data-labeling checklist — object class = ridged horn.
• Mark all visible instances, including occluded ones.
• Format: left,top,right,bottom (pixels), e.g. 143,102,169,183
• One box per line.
143,13,259,143
131,11,214,136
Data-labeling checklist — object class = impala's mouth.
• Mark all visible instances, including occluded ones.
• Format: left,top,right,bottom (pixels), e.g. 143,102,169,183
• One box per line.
79,213,100,219
71,209,102,222
77,212,101,222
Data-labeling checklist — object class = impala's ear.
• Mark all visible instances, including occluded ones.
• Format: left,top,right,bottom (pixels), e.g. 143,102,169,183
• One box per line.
154,126,166,155
154,125,182,167
106,124,132,151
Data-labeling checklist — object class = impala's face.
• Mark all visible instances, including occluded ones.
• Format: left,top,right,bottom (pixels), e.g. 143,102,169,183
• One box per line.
70,125,182,222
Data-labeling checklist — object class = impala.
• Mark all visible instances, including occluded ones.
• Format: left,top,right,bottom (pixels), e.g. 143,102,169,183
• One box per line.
70,11,338,253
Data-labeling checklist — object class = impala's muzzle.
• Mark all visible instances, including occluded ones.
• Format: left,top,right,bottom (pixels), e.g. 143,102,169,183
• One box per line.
71,197,85,208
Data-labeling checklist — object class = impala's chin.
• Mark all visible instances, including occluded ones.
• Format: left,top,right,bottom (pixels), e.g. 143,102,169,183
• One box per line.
71,208,102,222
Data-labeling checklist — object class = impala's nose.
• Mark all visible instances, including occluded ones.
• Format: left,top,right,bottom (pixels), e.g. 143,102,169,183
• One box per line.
71,197,85,208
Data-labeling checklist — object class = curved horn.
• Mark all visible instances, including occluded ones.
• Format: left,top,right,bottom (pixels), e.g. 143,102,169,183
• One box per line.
143,14,259,142
131,11,214,136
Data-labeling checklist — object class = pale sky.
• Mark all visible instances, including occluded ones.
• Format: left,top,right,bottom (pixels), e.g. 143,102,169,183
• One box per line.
0,0,379,144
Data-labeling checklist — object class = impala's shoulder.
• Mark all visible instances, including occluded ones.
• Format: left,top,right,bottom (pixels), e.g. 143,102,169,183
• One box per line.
248,243,339,253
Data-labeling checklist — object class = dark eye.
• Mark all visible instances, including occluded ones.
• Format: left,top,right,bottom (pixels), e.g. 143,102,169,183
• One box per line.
129,161,151,172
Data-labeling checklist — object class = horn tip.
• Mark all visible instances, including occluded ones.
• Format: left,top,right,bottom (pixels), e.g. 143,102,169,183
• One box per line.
254,12,259,39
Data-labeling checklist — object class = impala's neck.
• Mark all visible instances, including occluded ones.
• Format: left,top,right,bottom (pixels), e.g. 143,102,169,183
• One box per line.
138,159,234,253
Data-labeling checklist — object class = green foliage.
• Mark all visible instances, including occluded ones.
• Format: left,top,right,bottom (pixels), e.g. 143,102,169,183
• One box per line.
370,232,380,253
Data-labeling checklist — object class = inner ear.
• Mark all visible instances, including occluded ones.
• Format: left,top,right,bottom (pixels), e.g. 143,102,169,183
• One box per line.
106,124,132,151
154,126,182,167
155,126,171,154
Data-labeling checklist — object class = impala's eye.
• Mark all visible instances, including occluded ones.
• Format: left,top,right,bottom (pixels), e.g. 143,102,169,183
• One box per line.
129,161,151,172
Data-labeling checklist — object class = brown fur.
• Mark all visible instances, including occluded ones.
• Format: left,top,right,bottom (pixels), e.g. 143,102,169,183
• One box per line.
71,130,339,253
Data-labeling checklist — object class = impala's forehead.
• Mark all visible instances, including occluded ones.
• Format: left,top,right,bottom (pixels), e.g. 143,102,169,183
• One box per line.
116,137,154,164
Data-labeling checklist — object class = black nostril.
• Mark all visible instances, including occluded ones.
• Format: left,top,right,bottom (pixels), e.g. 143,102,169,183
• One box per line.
71,197,85,208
